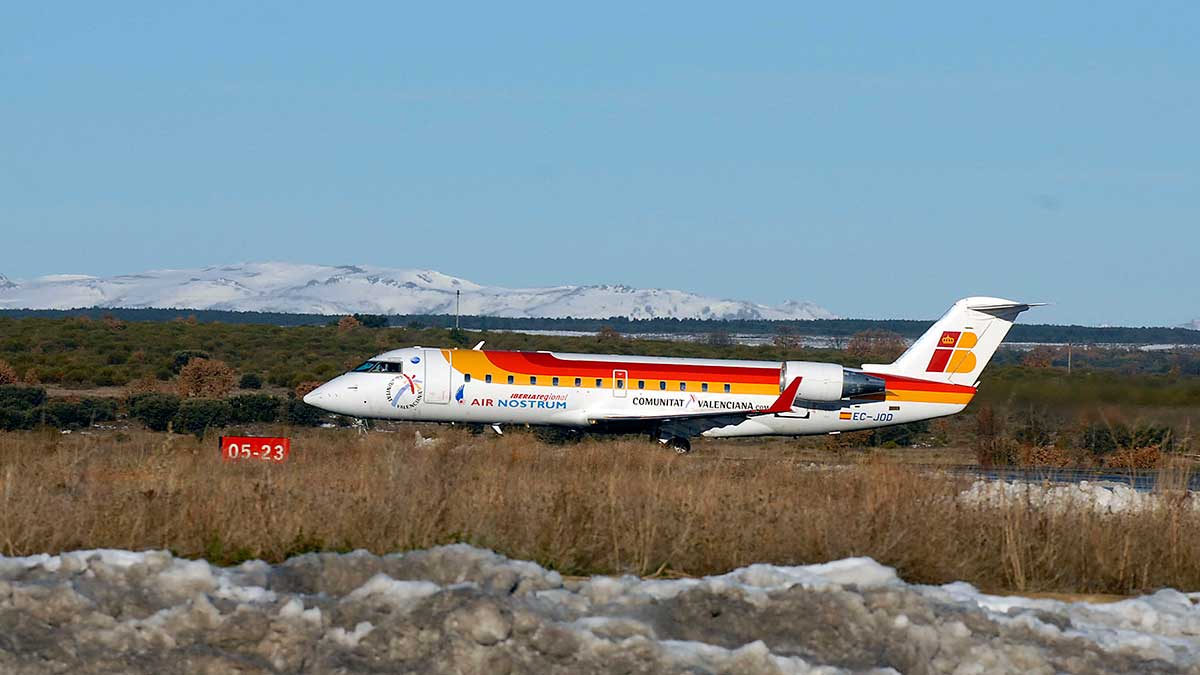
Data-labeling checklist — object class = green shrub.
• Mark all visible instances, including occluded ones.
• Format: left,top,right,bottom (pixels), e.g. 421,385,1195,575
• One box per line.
93,368,120,386
61,368,93,386
130,393,181,432
869,420,930,447
284,399,324,426
40,398,117,428
228,394,281,424
1076,422,1175,455
170,350,210,374
238,372,263,390
0,385,47,411
1011,406,1056,446
353,313,389,328
173,398,232,437
0,407,32,431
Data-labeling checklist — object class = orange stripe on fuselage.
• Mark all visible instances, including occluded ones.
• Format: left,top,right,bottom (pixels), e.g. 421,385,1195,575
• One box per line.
448,350,780,395
487,351,778,382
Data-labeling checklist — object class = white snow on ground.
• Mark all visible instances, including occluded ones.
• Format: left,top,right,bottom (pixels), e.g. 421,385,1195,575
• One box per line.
0,261,836,320
1,545,1198,673
959,479,1200,514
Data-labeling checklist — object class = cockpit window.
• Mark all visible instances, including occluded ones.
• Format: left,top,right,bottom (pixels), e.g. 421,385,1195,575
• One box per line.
351,360,403,373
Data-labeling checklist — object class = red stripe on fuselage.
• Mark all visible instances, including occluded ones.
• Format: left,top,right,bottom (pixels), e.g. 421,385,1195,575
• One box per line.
483,351,780,384
866,372,977,393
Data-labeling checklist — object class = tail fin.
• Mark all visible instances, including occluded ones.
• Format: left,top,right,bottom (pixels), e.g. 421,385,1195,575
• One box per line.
863,297,1039,387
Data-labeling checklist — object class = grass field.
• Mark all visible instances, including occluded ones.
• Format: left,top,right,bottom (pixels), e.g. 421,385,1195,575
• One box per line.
1,426,1196,596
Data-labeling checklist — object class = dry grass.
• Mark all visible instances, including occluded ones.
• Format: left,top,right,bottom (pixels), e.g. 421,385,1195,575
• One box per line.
1,427,1198,595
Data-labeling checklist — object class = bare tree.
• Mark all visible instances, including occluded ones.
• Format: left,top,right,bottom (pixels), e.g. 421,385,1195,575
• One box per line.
596,326,622,342
177,358,237,398
705,329,733,346
772,326,802,349
0,359,17,385
1022,346,1058,368
846,330,907,361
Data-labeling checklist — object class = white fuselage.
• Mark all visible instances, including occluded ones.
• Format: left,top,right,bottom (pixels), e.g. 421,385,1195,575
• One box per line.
303,347,970,438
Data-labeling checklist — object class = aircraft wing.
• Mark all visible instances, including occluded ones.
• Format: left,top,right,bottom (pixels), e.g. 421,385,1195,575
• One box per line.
585,378,801,437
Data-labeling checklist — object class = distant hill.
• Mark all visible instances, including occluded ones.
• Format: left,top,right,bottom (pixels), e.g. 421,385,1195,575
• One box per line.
0,262,835,321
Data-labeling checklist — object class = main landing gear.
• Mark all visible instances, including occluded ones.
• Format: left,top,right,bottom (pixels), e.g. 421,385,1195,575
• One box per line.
658,436,692,454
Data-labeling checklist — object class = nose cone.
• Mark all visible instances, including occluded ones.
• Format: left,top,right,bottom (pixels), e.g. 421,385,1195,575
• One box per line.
303,382,337,409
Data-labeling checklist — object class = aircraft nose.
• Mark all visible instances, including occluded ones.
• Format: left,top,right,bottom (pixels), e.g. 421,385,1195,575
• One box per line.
303,382,337,407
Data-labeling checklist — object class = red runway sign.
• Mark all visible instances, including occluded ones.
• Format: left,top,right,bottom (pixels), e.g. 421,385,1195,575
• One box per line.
220,436,290,463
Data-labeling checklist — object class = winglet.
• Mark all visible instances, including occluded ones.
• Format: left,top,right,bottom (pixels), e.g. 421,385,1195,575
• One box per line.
758,377,801,415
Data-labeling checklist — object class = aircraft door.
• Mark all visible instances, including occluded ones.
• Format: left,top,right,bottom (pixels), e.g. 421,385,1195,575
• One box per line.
612,369,628,398
423,349,452,404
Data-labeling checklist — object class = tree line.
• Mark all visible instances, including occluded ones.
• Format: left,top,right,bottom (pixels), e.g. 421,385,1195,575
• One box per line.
2,307,1197,345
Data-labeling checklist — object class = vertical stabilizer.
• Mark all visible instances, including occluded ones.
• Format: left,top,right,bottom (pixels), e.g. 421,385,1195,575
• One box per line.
863,297,1037,386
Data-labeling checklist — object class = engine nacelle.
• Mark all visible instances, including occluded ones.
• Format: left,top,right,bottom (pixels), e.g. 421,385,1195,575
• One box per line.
780,361,887,402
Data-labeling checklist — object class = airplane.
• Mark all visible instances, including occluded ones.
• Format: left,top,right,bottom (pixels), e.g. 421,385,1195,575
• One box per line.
303,297,1037,452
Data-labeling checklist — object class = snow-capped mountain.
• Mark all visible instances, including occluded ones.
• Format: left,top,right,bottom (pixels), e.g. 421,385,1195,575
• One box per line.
0,263,836,320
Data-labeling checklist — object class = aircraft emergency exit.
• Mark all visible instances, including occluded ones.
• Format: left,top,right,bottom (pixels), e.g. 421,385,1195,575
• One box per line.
303,297,1037,452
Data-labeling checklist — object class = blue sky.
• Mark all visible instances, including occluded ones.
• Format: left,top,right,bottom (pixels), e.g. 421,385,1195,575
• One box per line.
2,2,1196,325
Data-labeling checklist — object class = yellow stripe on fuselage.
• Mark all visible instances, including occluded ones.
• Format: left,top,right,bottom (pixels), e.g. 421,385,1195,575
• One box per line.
885,389,974,405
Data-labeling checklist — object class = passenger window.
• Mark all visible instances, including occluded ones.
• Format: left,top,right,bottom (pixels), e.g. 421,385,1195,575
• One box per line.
638,380,645,389
679,382,686,391
508,375,515,384
617,380,624,389
701,383,709,392
464,373,471,382
485,374,493,383
724,384,731,393
530,376,537,385
552,377,559,386
574,377,582,387
595,378,602,387
659,381,666,390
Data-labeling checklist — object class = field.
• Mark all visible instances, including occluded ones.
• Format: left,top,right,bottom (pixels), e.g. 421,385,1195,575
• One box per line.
1,316,1199,599
2,425,1197,597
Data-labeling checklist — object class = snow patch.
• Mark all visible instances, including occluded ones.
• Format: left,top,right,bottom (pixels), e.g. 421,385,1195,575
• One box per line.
343,573,441,609
0,544,1197,673
328,621,375,647
959,479,1199,514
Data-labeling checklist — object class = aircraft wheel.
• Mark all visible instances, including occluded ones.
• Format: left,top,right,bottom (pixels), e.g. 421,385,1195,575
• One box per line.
668,437,691,454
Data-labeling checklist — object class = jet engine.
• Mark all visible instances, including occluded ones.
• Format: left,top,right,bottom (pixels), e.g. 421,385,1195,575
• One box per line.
780,361,887,402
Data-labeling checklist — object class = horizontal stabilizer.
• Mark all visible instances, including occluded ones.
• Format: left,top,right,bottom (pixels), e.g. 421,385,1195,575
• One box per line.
967,300,1046,313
